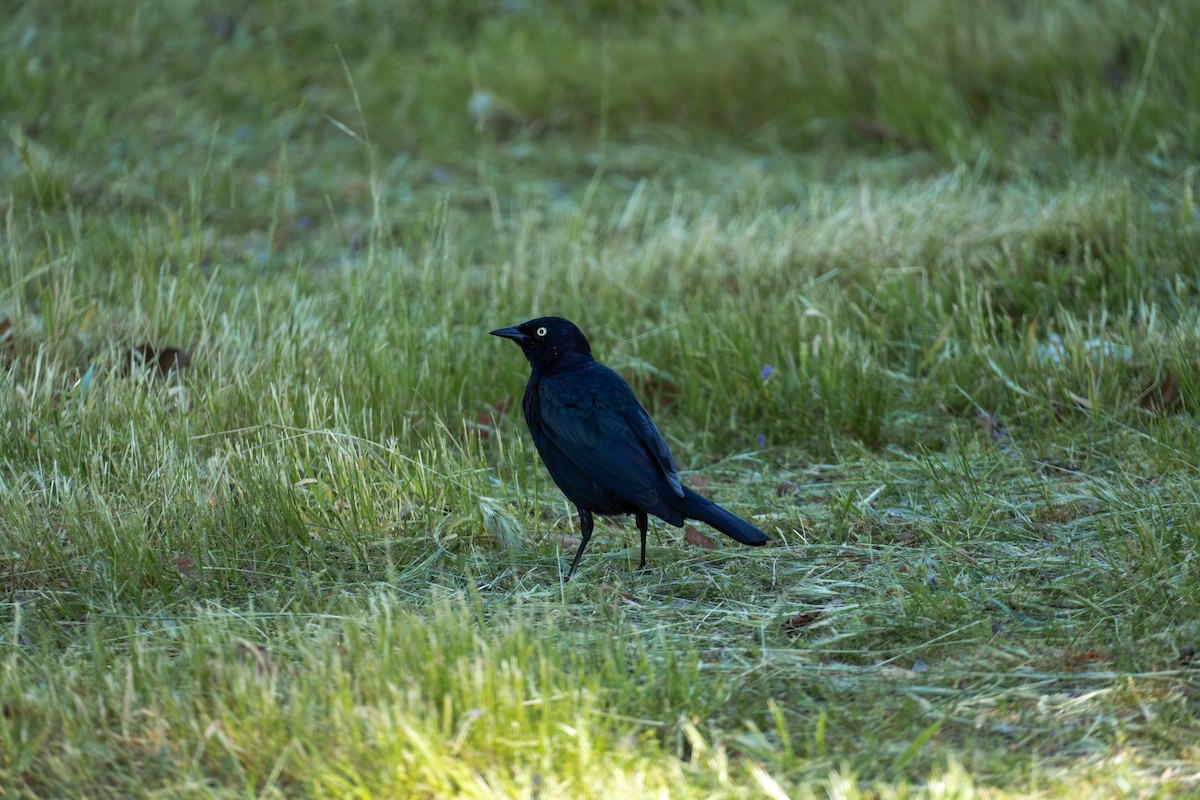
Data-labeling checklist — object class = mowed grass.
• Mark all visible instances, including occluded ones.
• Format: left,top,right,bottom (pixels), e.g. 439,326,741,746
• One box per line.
3,0,1200,797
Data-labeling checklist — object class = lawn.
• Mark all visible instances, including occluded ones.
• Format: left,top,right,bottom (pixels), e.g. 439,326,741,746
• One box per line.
2,1,1200,797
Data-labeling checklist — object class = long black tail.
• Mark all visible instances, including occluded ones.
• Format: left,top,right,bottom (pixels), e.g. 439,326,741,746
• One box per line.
677,487,771,545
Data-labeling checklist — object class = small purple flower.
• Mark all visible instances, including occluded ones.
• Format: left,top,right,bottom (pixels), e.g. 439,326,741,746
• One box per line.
759,364,773,380
756,433,765,447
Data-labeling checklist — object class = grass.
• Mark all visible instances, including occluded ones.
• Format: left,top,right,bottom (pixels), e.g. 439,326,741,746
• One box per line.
3,0,1200,796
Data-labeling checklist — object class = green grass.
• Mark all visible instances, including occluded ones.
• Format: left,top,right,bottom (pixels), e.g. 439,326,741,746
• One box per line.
3,0,1200,796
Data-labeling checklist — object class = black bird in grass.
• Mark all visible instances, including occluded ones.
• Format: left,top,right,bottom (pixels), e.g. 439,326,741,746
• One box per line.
491,316,771,579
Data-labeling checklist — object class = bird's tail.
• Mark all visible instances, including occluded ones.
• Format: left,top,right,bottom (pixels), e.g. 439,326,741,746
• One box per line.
677,488,771,545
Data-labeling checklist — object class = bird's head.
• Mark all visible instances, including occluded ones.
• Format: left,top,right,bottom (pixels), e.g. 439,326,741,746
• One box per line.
490,316,593,372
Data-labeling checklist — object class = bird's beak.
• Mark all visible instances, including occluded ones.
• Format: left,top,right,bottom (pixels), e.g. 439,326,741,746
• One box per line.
489,326,528,344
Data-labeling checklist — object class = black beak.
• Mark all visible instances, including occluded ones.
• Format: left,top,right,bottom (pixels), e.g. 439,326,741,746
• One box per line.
490,326,528,344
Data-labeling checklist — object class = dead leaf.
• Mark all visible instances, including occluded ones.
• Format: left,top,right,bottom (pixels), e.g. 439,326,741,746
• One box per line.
173,554,201,581
130,344,190,377
685,474,712,491
1139,373,1181,412
471,396,512,440
776,481,797,497
0,317,12,370
1070,651,1110,667
781,610,822,633
625,372,680,409
683,525,716,549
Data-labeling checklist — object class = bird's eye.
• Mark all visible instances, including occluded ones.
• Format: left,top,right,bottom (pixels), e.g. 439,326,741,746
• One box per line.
536,326,548,337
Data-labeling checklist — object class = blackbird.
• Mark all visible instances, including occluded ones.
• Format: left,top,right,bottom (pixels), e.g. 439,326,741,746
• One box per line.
491,316,770,578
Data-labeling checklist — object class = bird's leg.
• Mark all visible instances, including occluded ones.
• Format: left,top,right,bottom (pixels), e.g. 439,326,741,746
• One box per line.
566,507,594,580
636,512,648,571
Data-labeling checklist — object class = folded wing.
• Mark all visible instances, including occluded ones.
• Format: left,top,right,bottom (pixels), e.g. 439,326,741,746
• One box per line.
537,365,684,514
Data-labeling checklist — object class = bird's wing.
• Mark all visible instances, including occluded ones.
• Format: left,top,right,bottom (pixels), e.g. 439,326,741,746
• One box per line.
628,405,684,497
537,367,684,505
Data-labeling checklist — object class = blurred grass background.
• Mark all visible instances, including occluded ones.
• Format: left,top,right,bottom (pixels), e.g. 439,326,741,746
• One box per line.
5,0,1198,220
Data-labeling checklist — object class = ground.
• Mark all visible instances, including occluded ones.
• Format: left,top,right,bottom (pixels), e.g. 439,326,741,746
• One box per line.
2,1,1199,797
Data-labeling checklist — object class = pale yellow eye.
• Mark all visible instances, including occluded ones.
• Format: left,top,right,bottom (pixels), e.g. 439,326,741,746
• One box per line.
536,326,548,337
